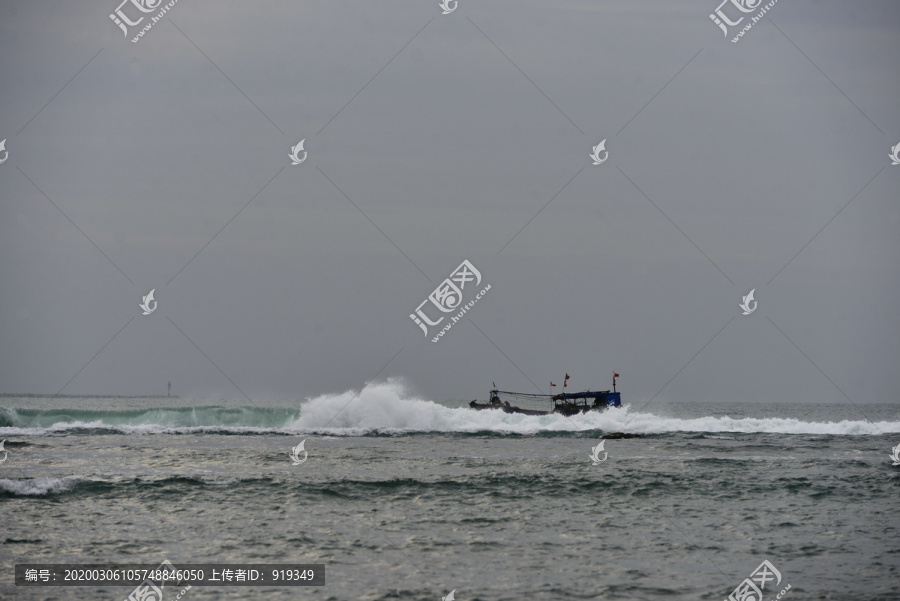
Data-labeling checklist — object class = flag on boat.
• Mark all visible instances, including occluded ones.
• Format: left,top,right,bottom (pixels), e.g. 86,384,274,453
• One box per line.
564,373,570,388
550,382,556,387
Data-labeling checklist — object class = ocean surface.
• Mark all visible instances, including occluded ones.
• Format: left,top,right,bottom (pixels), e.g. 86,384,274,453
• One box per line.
1,381,898,600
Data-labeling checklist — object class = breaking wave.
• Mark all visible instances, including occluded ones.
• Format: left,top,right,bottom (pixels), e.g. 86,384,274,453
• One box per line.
292,382,898,436
1,381,897,436
0,476,85,496
0,476,262,498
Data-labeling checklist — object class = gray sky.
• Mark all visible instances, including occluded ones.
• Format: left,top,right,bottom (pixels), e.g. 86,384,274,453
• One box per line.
0,0,898,405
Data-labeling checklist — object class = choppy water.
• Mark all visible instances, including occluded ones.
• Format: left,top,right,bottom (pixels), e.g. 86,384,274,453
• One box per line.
1,382,898,600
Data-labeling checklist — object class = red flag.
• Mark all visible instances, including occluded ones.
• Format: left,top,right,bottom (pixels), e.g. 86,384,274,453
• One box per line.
564,373,569,388
492,382,496,388
550,382,556,387
614,373,619,378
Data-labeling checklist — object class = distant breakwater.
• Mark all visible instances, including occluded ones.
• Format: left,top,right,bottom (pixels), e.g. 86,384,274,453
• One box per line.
0,393,179,399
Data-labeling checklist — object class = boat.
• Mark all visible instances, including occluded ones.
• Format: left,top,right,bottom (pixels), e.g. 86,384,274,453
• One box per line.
469,374,622,416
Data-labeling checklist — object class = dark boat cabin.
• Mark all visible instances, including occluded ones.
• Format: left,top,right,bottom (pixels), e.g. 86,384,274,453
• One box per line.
551,391,621,415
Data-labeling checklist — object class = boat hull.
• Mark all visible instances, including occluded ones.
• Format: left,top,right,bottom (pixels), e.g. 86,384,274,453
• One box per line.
468,401,609,416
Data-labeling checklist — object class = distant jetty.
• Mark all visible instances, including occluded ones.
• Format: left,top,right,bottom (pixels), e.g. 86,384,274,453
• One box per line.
0,393,180,399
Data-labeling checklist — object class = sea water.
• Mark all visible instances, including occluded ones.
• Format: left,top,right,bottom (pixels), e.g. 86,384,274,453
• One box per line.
1,381,898,600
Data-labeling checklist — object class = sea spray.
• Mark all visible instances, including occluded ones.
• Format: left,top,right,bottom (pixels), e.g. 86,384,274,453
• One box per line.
2,381,898,436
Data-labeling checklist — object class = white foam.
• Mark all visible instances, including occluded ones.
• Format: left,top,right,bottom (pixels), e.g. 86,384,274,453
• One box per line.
0,477,83,496
291,380,900,436
2,380,897,436
0,423,292,436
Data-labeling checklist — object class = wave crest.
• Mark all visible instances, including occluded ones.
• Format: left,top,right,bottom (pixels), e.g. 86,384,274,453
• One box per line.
2,381,897,436
0,477,84,496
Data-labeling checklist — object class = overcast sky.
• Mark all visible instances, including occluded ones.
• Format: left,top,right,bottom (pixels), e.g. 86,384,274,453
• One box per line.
0,0,898,405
